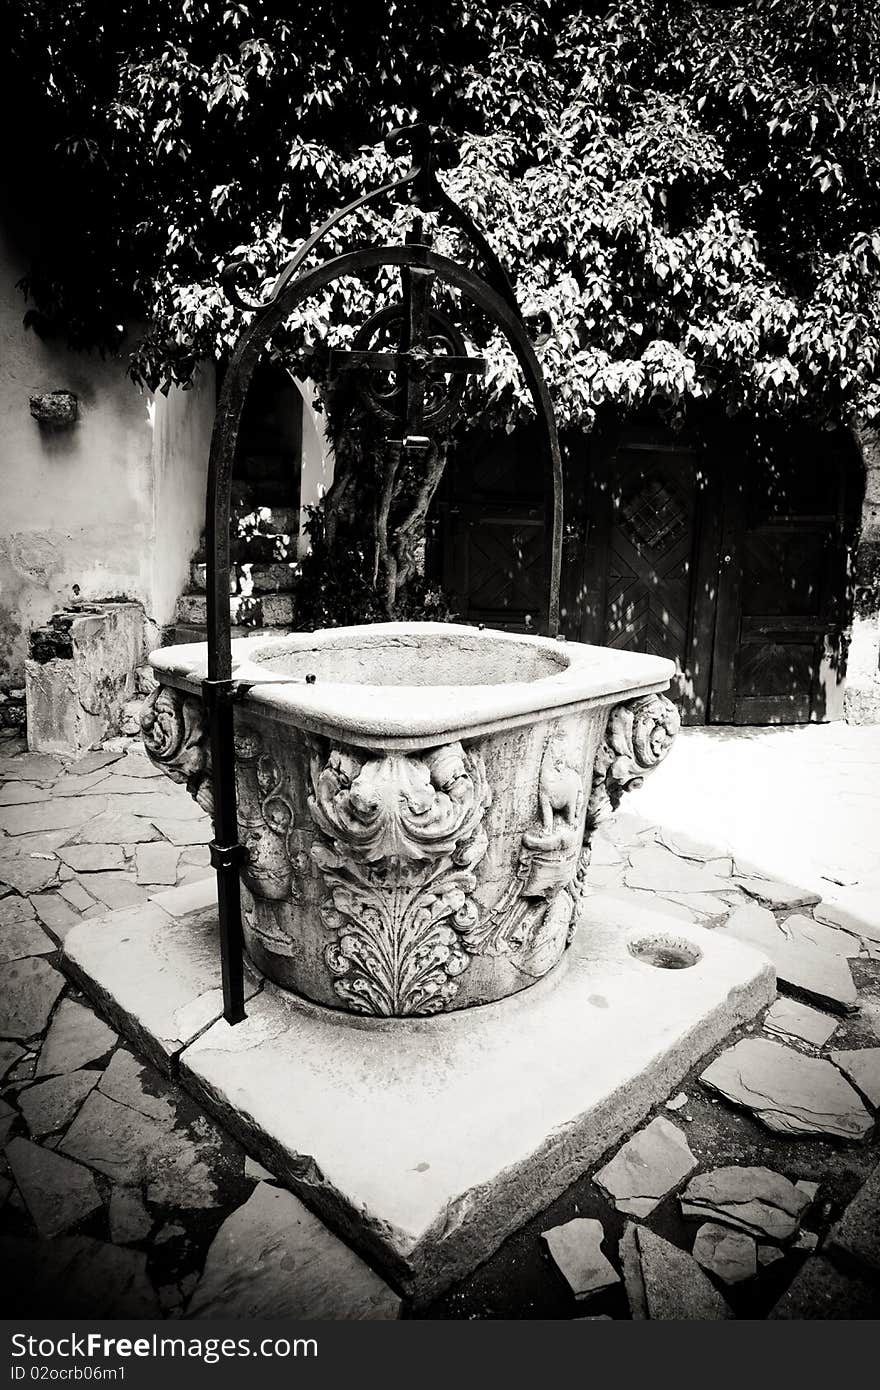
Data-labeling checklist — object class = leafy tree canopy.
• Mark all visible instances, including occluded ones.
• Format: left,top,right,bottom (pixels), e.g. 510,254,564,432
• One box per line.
8,0,880,428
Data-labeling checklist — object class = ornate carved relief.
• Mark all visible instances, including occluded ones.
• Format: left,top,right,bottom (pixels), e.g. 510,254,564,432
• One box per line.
308,741,492,1016
141,687,303,905
139,684,213,814
588,693,680,824
234,727,300,902
461,739,587,976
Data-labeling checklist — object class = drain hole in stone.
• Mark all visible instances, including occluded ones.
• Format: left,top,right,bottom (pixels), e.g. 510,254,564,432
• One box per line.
628,934,702,970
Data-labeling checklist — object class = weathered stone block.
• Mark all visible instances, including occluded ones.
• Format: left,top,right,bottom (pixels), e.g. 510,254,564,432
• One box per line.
28,391,78,427
25,603,145,756
63,892,773,1299
258,592,296,624
249,562,299,592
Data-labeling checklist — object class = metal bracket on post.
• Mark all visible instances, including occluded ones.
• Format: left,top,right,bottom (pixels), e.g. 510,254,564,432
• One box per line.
202,677,248,1024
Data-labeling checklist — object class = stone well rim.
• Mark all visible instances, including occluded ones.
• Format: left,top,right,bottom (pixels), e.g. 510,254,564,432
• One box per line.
149,621,675,748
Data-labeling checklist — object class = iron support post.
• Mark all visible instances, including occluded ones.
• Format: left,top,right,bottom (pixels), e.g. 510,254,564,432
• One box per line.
202,678,247,1024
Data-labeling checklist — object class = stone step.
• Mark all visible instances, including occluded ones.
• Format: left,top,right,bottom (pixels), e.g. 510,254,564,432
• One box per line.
160,623,285,648
174,592,296,628
189,560,300,594
250,562,300,593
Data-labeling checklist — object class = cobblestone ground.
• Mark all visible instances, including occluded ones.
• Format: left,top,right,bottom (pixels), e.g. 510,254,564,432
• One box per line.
1,725,878,1319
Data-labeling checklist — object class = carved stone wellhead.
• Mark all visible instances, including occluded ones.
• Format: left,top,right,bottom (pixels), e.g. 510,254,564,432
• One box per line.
142,624,679,1017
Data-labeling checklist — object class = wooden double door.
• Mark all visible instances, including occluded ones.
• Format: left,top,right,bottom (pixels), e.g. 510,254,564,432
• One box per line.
441,422,861,725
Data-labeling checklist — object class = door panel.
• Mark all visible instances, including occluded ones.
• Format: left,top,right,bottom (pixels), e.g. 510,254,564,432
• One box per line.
442,429,550,632
453,506,546,631
710,434,857,724
585,441,709,720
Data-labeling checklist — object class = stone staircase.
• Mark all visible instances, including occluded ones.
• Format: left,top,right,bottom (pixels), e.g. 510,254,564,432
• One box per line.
164,482,301,646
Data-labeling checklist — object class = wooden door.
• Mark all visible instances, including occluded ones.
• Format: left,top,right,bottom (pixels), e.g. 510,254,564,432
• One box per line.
442,429,550,632
710,432,859,723
580,432,716,721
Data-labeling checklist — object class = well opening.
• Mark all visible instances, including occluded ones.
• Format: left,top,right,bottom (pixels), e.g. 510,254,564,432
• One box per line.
627,933,702,971
249,631,569,687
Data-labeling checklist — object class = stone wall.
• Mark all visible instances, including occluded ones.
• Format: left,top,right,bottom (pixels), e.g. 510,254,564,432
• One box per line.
0,213,214,700
845,425,880,723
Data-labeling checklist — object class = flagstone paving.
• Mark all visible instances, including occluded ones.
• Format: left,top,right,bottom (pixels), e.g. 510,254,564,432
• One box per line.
692,1222,757,1284
1,726,879,1318
541,1217,620,1301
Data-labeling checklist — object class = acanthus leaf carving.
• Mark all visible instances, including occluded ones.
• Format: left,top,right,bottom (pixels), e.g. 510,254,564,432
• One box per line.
308,741,491,1016
588,693,680,825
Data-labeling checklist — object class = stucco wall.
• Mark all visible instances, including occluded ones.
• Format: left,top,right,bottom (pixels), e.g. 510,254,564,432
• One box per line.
0,220,213,687
845,423,880,722
295,376,334,556
150,370,215,631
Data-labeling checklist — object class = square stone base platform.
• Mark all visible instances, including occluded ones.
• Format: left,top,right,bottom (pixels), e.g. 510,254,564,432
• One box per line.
62,883,774,1301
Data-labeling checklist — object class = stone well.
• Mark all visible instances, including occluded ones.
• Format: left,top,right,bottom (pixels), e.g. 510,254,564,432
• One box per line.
141,621,679,1016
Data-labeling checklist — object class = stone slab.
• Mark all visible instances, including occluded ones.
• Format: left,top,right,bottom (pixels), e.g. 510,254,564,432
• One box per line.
593,1114,697,1216
0,1042,25,1080
815,895,880,945
18,1069,100,1137
0,917,54,963
692,1222,757,1284
58,844,127,874
0,854,59,896
29,893,82,943
625,844,731,895
57,880,98,913
541,1216,619,1299
769,1255,880,1319
723,903,857,1014
700,1038,872,1141
135,842,180,885
0,796,108,837
0,1098,16,1146
108,1187,153,1244
0,753,64,781
0,1236,159,1318
0,895,36,927
165,903,773,1300
620,1222,731,1320
0,957,65,1039
186,1183,400,1319
825,1160,880,1275
736,878,821,911
0,783,52,805
82,873,147,910
829,1048,880,1109
5,1136,102,1237
36,999,116,1076
781,913,860,959
680,1165,810,1240
62,898,262,1073
70,812,160,845
763,997,839,1049
60,1088,222,1208
149,817,213,846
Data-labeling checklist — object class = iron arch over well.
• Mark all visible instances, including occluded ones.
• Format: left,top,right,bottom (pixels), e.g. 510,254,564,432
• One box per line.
205,244,565,684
